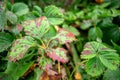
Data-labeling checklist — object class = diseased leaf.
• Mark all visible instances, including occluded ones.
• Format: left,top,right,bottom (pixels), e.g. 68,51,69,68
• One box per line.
0,32,14,52
86,57,105,76
81,41,116,59
54,28,76,44
22,16,50,39
99,52,119,70
9,36,37,62
81,41,119,76
46,48,68,63
37,56,52,70
44,5,64,25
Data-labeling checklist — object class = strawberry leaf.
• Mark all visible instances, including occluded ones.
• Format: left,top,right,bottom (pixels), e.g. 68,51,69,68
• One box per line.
54,28,76,44
81,41,119,76
0,32,14,52
44,5,64,25
46,48,68,63
86,57,105,76
22,16,50,39
9,36,37,62
37,56,52,70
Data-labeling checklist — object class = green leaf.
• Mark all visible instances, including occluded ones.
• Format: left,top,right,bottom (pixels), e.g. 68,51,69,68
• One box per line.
111,9,120,17
54,28,76,44
99,50,119,70
6,11,18,24
0,10,6,29
86,57,105,76
46,48,68,63
43,26,57,39
21,12,38,21
22,16,50,39
26,67,43,80
103,68,120,80
33,68,43,80
64,11,77,21
33,6,42,15
103,26,120,43
63,25,80,36
0,72,13,80
9,36,37,62
0,32,14,52
99,54,118,70
88,27,103,41
5,61,34,80
44,5,64,25
112,41,120,54
80,20,92,30
12,3,29,16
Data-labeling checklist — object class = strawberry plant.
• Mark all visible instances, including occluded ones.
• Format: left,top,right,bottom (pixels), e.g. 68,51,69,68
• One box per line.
0,0,120,80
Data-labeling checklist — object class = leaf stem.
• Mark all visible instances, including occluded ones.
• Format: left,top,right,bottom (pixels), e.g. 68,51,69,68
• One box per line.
70,60,88,78
58,61,61,74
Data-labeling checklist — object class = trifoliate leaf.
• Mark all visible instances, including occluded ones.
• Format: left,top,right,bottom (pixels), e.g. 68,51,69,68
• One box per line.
46,48,68,63
81,41,119,76
9,36,37,62
22,16,50,39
